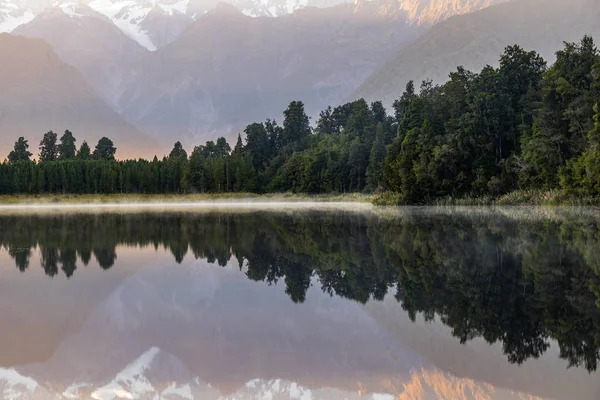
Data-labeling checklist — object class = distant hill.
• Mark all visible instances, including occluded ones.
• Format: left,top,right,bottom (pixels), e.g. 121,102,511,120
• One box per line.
353,0,600,106
0,34,158,160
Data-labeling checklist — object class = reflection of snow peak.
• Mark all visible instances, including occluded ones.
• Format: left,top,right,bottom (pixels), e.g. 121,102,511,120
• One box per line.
0,368,38,399
63,383,90,399
91,347,160,400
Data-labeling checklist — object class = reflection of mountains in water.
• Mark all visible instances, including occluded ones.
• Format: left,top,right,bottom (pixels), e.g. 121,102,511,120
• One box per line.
0,348,546,400
0,250,573,400
1,209,600,396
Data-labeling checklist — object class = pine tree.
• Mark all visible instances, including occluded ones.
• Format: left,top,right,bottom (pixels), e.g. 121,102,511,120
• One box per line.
78,141,91,160
233,134,244,154
39,131,59,163
282,101,311,148
58,130,77,160
93,137,116,161
8,137,32,163
169,141,188,160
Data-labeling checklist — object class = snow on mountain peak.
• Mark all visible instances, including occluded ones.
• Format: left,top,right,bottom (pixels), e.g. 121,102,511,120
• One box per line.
87,0,159,50
1,0,510,50
57,1,85,17
90,347,160,400
0,0,35,31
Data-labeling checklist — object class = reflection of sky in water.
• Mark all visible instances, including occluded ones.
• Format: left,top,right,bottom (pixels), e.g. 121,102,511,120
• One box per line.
0,212,597,399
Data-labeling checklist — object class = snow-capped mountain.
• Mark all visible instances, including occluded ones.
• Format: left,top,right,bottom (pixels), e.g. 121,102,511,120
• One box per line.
0,349,567,399
1,0,508,50
1,0,339,50
0,0,48,31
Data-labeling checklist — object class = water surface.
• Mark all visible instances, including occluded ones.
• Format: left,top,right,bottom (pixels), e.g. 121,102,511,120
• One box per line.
0,206,599,399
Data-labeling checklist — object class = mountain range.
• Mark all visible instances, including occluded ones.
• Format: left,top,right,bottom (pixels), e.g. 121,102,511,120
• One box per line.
2,0,510,50
354,0,600,106
1,0,599,156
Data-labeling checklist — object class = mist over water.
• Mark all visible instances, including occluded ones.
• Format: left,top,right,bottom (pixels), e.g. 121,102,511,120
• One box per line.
0,207,599,399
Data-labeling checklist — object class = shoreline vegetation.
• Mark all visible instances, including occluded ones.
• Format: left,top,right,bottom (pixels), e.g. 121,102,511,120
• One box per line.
0,190,598,207
373,189,600,207
0,193,374,205
3,37,600,206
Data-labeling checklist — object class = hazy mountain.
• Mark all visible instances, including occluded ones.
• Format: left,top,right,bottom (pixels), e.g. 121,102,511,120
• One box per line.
2,0,351,50
13,3,147,112
2,0,508,50
354,0,600,106
3,0,525,149
119,1,421,143
0,33,158,159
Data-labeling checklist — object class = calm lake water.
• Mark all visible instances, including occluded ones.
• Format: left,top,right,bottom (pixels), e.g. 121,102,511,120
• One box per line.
0,205,599,400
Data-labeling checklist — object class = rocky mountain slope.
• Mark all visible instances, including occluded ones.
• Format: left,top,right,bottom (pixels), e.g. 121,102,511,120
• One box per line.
354,0,600,106
118,1,421,143
0,33,158,159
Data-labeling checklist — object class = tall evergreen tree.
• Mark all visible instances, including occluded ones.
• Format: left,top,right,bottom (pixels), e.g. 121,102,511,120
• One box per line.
93,137,116,161
282,101,311,148
233,134,244,154
39,131,58,163
169,141,188,160
215,137,231,157
58,130,77,160
78,141,91,160
7,137,32,163
244,122,270,170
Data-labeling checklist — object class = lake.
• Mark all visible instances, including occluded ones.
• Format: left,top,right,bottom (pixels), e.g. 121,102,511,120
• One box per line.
0,205,599,399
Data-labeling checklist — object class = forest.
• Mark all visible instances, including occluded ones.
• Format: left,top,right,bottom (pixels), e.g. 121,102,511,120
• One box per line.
2,36,600,203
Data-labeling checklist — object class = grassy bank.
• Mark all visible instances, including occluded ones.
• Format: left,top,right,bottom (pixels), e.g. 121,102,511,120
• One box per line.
373,190,600,207
0,192,374,205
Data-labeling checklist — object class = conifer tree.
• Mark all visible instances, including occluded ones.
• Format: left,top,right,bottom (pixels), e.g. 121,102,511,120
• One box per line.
58,130,77,160
39,131,58,163
169,141,188,160
78,141,91,160
93,137,116,161
8,137,32,163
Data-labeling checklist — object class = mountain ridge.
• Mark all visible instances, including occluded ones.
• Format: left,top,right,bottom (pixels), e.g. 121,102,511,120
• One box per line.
354,0,600,106
1,0,509,50
0,33,158,159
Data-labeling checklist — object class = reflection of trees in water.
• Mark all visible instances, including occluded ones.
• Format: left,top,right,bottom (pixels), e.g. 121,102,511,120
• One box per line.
1,211,600,371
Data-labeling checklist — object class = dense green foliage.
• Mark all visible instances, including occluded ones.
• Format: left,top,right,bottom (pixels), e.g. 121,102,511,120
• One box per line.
0,99,395,194
3,209,600,371
3,36,600,200
383,36,600,203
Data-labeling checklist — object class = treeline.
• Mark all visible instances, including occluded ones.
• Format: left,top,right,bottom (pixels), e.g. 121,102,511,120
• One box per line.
4,210,600,371
3,35,600,200
1,99,394,194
